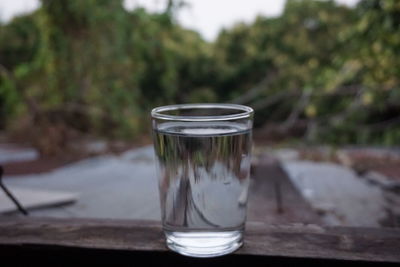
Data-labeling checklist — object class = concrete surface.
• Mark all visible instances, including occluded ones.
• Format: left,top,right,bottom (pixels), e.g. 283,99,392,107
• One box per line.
0,144,38,164
2,146,161,220
1,145,398,227
282,161,387,227
0,187,77,213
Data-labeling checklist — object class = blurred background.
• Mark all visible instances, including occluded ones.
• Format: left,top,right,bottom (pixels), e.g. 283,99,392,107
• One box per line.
0,0,399,227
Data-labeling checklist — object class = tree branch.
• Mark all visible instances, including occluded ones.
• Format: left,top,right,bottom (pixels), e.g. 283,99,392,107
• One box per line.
231,72,277,105
282,90,311,130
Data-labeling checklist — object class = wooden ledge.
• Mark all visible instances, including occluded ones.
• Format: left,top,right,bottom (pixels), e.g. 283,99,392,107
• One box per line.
0,217,399,265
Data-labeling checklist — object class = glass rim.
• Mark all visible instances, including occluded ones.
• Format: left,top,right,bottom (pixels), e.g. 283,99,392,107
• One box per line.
151,103,254,122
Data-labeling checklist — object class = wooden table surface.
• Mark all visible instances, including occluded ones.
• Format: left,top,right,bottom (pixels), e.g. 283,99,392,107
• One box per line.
0,217,399,266
1,158,398,265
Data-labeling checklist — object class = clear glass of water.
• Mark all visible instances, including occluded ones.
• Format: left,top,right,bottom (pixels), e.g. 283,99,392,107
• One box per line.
151,103,253,257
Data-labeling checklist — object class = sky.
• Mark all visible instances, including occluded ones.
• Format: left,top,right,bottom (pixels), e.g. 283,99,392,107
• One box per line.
0,0,360,41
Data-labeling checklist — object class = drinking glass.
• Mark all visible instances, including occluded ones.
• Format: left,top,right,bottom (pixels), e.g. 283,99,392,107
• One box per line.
151,103,253,257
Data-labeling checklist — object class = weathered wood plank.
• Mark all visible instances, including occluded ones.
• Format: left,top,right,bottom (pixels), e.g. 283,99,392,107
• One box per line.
0,217,399,263
247,155,321,224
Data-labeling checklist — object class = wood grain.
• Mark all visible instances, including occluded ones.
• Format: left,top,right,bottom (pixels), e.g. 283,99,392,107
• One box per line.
247,155,322,224
0,217,399,263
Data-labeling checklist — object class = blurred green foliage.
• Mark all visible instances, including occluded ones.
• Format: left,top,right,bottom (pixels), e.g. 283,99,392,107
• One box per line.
0,0,399,153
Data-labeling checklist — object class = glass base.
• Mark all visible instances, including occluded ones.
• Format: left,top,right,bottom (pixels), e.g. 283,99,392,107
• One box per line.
164,230,243,258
